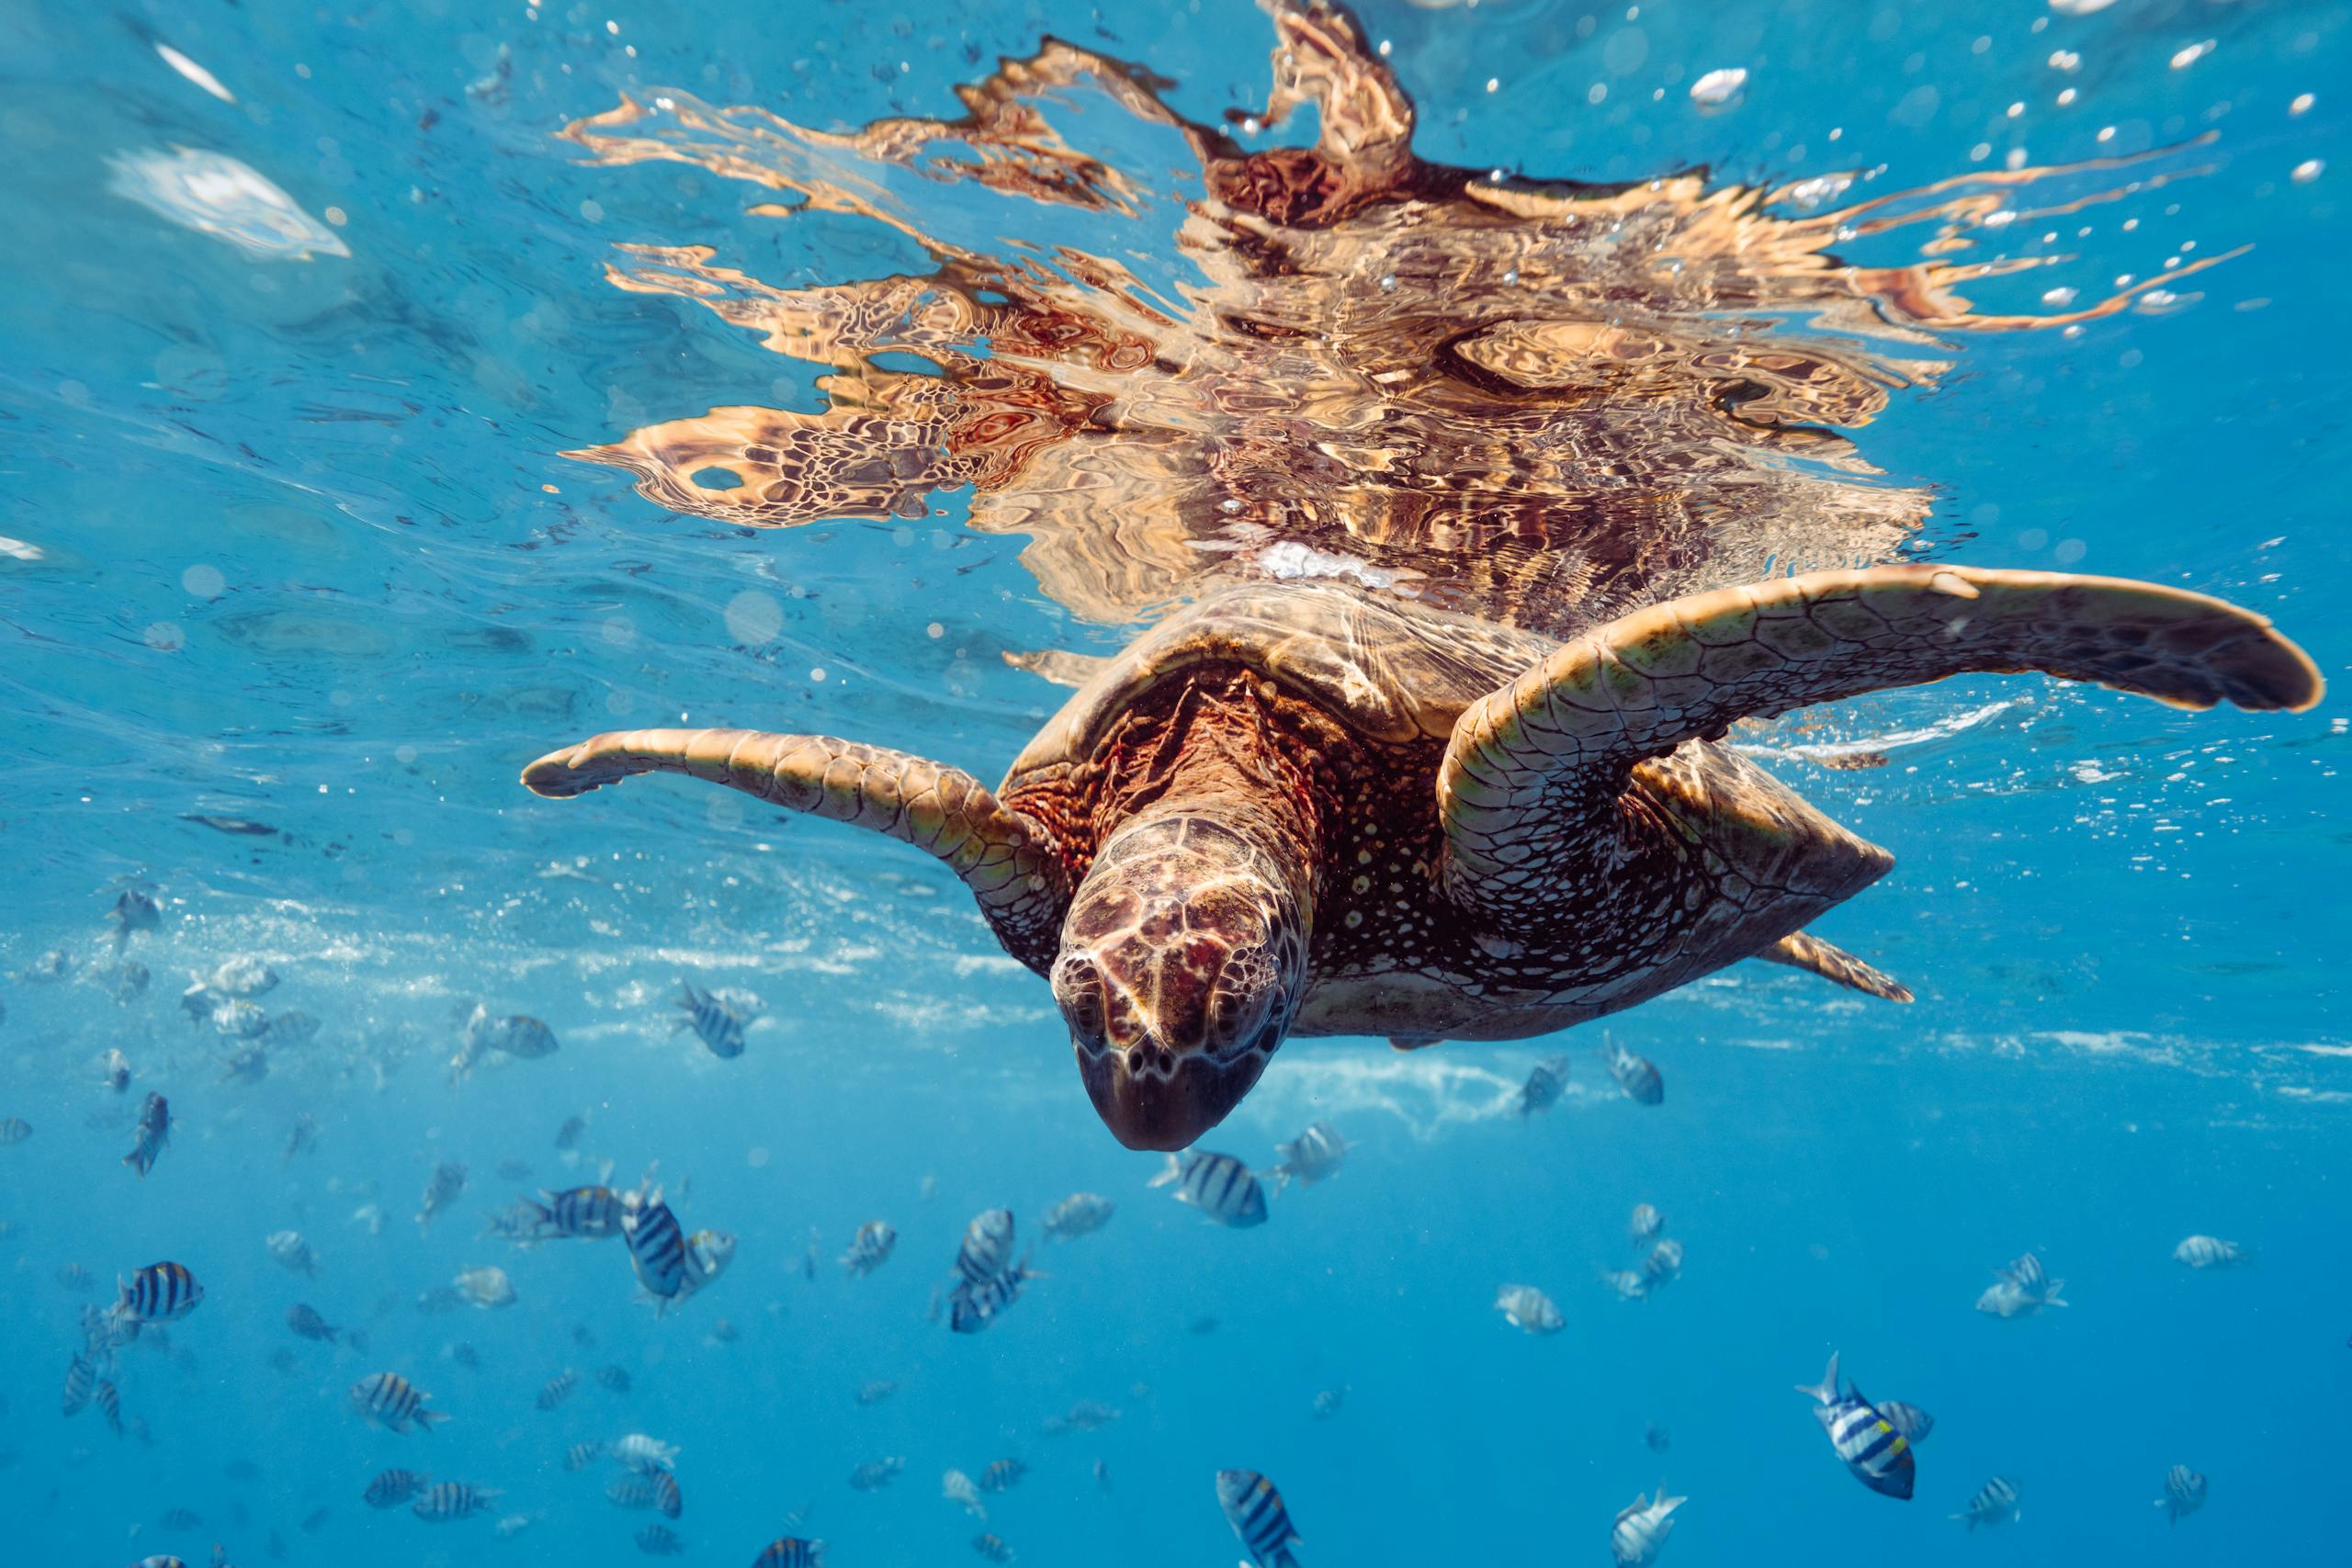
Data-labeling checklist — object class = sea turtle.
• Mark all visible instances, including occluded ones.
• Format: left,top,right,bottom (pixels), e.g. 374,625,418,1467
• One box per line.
522,565,2319,1148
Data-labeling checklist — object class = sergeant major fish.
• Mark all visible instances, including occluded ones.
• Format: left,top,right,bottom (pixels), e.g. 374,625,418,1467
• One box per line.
841,1221,896,1278
1795,1352,1915,1501
114,1261,203,1325
1628,1204,1663,1246
954,1209,1016,1285
1951,1474,2020,1530
124,1092,170,1177
1216,1469,1303,1568
364,1470,429,1508
1150,1150,1268,1228
416,1164,468,1230
674,980,749,1059
2173,1235,2250,1270
1269,1123,1346,1192
942,1469,987,1520
1516,1055,1570,1116
348,1372,447,1434
754,1540,826,1567
265,1231,318,1277
1041,1192,1115,1240
412,1482,501,1521
2155,1463,2206,1524
1611,1483,1685,1566
1600,1040,1664,1106
949,1258,1041,1335
1494,1284,1565,1336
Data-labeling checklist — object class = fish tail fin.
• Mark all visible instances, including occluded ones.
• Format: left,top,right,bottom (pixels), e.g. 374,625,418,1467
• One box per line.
1148,1155,1182,1189
2044,1280,2069,1307
1795,1351,1840,1404
418,1408,449,1432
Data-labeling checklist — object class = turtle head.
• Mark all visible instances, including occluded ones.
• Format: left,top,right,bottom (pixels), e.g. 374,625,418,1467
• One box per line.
1052,813,1309,1151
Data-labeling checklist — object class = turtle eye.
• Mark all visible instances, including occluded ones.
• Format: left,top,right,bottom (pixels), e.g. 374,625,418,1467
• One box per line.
1053,956,1107,1051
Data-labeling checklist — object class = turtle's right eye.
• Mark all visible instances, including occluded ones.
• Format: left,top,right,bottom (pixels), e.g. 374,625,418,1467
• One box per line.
1052,955,1108,1050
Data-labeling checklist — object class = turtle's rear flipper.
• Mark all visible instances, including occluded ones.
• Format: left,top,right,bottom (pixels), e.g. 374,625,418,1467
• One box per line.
1761,931,1912,1003
1438,564,2323,909
520,728,1069,954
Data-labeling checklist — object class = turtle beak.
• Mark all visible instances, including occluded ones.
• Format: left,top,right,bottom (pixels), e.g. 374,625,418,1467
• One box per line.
1071,1035,1268,1152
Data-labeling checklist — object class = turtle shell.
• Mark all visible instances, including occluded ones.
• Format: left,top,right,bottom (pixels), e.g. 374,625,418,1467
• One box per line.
1001,581,1556,791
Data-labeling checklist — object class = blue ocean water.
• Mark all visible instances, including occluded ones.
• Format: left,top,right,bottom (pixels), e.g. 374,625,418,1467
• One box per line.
3,0,2348,1563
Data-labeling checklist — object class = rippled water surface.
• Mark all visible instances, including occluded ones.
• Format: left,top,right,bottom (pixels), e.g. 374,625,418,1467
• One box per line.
4,0,2349,1563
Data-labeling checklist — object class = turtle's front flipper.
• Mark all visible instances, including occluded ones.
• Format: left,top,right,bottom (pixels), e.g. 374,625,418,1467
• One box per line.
521,729,1069,962
1438,564,2321,908
1761,931,1913,1004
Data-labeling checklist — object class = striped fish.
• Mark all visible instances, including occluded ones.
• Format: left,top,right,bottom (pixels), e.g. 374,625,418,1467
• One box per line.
752,1540,826,1568
1876,1401,1936,1445
1270,1123,1347,1191
978,1458,1027,1493
1610,1483,1685,1566
1600,1040,1664,1106
129,1558,188,1568
2155,1463,2206,1524
1516,1056,1570,1116
949,1259,1041,1335
536,1370,578,1411
1641,1239,1685,1290
598,1365,632,1393
63,1352,97,1415
124,1092,170,1177
1495,1284,1565,1335
608,1475,660,1510
563,1440,605,1472
115,1261,203,1324
1602,1269,1652,1302
841,1221,897,1278
675,981,747,1059
1795,1352,1915,1501
1951,1474,2020,1529
1151,1150,1268,1228
348,1371,447,1434
412,1482,501,1521
417,1162,467,1229
636,1524,684,1556
0,1116,30,1145
1628,1203,1663,1246
614,1433,679,1474
364,1469,430,1507
540,1185,626,1239
94,1377,123,1435
622,1189,690,1303
265,1231,318,1277
971,1534,1014,1563
2173,1235,2249,1270
1216,1469,1303,1568
955,1210,1016,1285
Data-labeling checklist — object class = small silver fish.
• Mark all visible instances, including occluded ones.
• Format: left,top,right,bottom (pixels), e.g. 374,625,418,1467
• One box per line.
1628,1203,1663,1246
1517,1055,1571,1115
124,1093,170,1177
674,981,749,1059
453,1267,515,1309
1270,1122,1347,1191
417,1163,468,1229
1040,1192,1115,1240
1496,1283,1566,1335
943,1469,988,1520
1311,1386,1347,1419
1951,1474,2020,1530
848,1456,904,1491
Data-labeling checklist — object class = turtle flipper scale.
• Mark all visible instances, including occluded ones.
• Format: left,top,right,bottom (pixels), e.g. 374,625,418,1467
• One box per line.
521,728,1069,963
1438,565,2323,906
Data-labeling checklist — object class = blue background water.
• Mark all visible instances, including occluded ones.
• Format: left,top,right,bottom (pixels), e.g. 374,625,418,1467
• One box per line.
2,0,2347,1562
